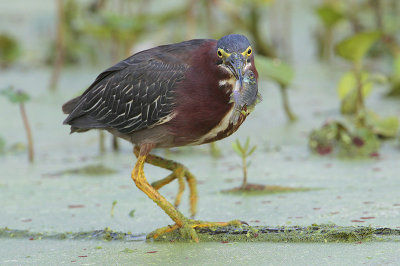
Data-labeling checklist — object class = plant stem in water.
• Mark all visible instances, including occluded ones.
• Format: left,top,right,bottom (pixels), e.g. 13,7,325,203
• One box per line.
20,103,34,163
112,136,119,151
354,62,366,126
280,84,297,122
49,0,65,91
99,131,105,153
241,155,247,189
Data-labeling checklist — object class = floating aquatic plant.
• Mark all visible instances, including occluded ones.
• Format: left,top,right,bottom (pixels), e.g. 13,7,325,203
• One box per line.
310,31,399,158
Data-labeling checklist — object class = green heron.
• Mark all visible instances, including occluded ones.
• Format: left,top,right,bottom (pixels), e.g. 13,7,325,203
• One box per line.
63,34,259,242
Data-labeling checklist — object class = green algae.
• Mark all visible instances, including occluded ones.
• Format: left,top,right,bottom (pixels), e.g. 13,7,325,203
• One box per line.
0,227,145,242
153,224,400,243
2,225,398,243
45,164,117,177
222,184,313,195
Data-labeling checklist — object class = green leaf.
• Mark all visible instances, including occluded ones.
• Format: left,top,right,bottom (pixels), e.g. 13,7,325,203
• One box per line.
247,146,257,156
337,71,373,100
0,86,30,103
335,31,381,63
315,5,344,28
255,55,294,87
367,112,399,138
243,137,250,152
232,141,243,156
340,89,358,114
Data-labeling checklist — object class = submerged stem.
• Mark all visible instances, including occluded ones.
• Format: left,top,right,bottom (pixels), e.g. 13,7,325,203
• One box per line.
49,0,65,91
19,103,34,163
354,62,366,126
323,28,333,62
279,84,297,122
99,131,105,153
241,155,247,189
112,136,119,151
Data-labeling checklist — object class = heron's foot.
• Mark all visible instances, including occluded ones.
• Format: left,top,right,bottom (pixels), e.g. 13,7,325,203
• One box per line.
151,166,198,218
147,219,244,242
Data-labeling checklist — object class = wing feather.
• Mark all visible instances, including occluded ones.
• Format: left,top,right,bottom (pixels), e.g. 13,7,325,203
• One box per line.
64,54,189,134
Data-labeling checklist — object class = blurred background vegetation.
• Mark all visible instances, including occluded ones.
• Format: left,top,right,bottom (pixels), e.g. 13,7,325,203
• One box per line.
1,0,400,161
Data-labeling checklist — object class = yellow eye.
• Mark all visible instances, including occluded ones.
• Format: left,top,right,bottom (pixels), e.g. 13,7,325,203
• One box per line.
217,49,223,58
242,46,252,56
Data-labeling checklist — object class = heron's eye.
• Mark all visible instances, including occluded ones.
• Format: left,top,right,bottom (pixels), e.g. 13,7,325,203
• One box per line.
217,50,223,58
247,48,252,55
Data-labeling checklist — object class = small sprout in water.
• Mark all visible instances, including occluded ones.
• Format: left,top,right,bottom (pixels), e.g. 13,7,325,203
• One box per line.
232,137,257,189
0,86,34,163
111,200,117,217
128,209,135,218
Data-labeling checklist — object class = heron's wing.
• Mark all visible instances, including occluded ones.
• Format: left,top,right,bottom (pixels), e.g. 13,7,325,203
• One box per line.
63,51,189,134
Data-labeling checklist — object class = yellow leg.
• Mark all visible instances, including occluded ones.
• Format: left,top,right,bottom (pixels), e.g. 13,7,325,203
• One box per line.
134,146,198,217
131,152,185,227
132,144,243,242
174,167,185,208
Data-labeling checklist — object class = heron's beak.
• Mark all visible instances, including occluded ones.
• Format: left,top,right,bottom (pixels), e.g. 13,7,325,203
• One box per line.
226,53,246,89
